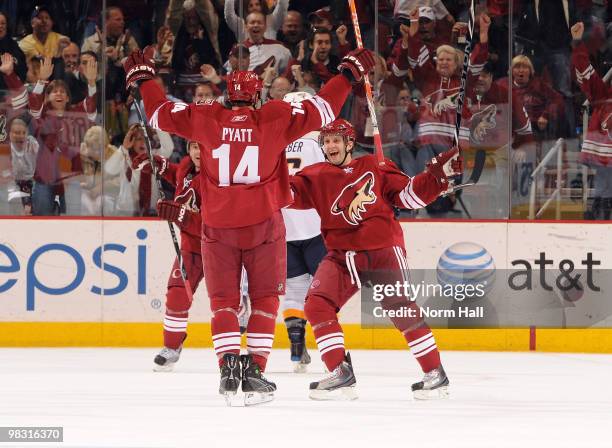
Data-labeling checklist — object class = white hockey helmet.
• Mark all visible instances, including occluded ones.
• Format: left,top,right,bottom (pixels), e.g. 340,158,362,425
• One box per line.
283,91,313,103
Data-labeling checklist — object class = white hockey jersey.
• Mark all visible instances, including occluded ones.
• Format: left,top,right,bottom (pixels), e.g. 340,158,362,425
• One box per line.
283,131,324,241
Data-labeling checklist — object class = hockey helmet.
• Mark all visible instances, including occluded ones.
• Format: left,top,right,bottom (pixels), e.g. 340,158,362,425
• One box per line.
226,70,263,104
318,118,356,148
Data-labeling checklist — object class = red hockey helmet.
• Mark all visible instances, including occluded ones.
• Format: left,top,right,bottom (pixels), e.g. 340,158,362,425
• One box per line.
318,119,356,148
226,70,263,104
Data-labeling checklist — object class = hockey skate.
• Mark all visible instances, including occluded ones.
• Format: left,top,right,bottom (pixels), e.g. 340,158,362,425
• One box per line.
153,346,182,372
309,353,357,401
411,365,449,400
219,353,242,406
241,354,276,406
293,347,311,373
286,318,311,373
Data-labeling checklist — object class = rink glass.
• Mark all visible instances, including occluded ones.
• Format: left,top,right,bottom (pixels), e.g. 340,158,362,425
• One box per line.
0,1,607,219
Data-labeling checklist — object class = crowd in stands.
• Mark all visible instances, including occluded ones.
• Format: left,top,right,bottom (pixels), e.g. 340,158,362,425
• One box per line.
0,0,610,219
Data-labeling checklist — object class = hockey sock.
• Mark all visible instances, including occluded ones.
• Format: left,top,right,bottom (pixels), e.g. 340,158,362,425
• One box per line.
282,273,310,320
211,298,241,366
382,297,441,372
246,295,279,371
404,325,441,372
305,294,345,371
163,287,191,349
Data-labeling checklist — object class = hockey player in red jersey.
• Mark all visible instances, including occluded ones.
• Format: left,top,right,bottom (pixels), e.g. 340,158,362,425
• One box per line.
289,119,462,400
123,46,376,405
131,141,203,372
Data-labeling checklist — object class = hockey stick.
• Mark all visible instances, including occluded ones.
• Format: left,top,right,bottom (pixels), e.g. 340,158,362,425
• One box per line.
131,89,194,302
453,149,486,192
445,0,485,218
347,0,385,165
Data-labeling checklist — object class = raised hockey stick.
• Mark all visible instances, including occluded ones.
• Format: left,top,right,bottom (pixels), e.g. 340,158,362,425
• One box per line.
441,0,485,219
132,89,194,302
453,149,486,192
347,0,385,165
452,0,486,192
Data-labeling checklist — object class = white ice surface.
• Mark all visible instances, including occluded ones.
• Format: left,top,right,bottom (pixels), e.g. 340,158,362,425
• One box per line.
1,348,611,448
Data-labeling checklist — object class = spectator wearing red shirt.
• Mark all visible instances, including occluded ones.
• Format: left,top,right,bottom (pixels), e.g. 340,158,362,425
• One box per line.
2,54,98,215
501,55,565,144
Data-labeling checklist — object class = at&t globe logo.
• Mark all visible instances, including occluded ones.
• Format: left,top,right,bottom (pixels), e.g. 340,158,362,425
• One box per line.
436,242,496,300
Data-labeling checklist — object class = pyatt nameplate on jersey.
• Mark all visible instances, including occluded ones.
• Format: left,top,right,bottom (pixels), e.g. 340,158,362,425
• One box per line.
222,127,253,142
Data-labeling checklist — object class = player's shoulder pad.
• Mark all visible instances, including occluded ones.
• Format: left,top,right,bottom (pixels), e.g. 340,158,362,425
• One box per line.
259,99,291,122
359,155,407,176
297,160,327,177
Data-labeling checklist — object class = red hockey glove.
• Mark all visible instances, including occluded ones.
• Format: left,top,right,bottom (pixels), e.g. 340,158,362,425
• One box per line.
338,48,376,84
157,200,192,229
425,147,463,194
123,46,156,89
131,152,168,176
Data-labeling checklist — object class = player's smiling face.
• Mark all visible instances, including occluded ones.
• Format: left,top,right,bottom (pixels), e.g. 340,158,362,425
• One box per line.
323,135,353,166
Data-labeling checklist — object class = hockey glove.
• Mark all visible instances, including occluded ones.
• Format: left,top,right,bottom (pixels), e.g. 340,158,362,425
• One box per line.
338,48,376,85
131,152,168,176
157,200,193,229
123,46,156,89
425,147,463,194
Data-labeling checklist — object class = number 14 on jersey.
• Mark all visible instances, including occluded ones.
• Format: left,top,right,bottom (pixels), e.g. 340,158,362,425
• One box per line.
212,144,261,186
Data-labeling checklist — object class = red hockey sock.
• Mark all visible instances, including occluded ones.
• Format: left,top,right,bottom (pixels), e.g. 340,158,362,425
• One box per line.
246,296,279,371
305,294,345,371
163,312,188,349
211,301,241,366
163,287,191,349
404,326,441,372
384,298,441,372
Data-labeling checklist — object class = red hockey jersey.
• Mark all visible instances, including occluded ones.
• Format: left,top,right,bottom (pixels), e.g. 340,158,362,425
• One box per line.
140,74,352,228
289,155,445,251
572,42,612,166
467,80,533,150
5,74,97,185
161,155,202,254
397,38,489,149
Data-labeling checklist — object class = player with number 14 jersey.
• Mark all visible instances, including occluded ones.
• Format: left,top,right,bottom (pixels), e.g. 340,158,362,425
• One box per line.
124,46,376,405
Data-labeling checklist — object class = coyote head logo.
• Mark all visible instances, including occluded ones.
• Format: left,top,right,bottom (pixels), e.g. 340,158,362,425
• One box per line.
331,172,377,226
175,187,199,212
470,104,497,144
432,91,461,116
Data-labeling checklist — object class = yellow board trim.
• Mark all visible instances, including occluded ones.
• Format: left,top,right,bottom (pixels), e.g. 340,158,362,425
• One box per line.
535,329,612,353
1,322,612,352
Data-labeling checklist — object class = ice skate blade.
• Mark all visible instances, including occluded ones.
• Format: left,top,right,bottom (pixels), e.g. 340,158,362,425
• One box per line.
222,391,241,407
293,362,308,373
413,386,449,400
244,391,275,406
309,386,358,401
153,363,175,372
